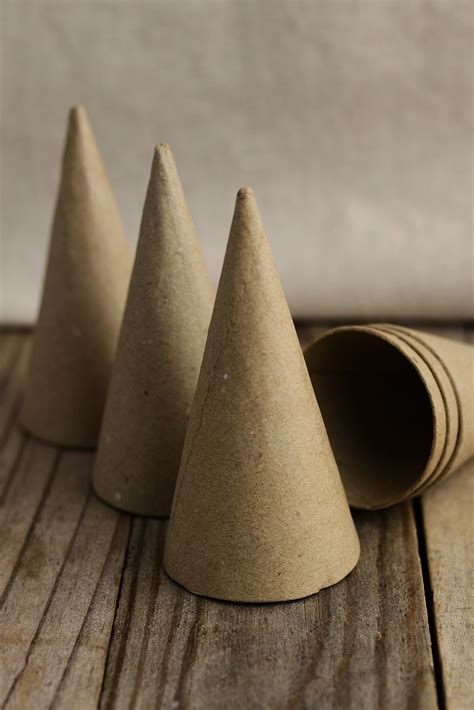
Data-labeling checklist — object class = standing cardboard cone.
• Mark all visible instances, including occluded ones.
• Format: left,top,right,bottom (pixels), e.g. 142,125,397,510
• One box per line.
20,106,132,447
164,188,360,602
92,145,214,516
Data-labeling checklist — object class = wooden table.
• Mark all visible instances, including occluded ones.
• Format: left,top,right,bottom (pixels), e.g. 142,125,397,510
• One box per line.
0,325,472,710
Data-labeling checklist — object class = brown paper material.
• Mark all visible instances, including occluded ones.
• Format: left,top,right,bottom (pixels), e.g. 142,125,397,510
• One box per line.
20,106,133,447
304,325,473,508
92,144,214,516
383,326,473,486
373,325,459,496
163,188,360,602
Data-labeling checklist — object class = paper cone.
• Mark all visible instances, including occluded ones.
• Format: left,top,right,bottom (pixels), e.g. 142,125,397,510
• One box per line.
20,106,132,447
92,144,214,516
382,326,473,484
304,326,446,508
304,325,473,508
163,188,360,602
373,324,459,495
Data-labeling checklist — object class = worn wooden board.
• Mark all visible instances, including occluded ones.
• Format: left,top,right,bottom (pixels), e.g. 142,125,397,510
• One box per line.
419,327,473,710
99,505,436,710
0,327,471,709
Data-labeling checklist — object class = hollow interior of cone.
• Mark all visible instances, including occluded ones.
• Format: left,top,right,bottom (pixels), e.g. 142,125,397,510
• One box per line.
307,331,434,508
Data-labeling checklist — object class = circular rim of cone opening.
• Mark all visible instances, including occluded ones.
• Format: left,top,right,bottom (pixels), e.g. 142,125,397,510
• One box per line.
372,324,461,496
304,326,448,509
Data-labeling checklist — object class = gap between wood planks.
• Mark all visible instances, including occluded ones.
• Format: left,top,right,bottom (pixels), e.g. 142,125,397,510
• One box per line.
413,498,446,710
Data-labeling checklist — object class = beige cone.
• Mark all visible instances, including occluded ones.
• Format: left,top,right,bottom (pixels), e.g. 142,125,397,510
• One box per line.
373,325,459,496
20,106,132,447
386,326,473,485
304,325,473,509
92,144,214,516
163,188,360,602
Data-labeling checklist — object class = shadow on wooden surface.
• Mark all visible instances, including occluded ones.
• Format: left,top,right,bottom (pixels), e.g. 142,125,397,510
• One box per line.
0,328,471,709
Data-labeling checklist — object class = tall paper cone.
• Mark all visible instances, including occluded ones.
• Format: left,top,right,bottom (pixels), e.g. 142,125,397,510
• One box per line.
163,188,360,602
92,145,214,516
304,326,473,509
385,326,473,483
20,106,132,447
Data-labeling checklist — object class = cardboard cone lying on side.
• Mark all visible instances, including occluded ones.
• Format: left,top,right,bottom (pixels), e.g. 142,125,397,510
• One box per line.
304,326,473,509
374,325,459,496
20,106,133,447
385,326,473,488
163,188,360,602
92,145,214,516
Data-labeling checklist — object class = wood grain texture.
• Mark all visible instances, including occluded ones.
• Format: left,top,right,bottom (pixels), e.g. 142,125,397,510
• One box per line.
0,333,131,709
0,327,471,709
419,326,473,710
0,334,30,498
100,505,436,710
421,460,473,710
0,450,130,709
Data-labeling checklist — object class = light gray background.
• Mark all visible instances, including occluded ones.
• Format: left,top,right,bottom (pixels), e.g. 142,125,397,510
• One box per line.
1,0,473,323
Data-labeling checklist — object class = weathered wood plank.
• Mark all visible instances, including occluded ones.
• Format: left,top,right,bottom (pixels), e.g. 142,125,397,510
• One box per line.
5,499,130,710
0,451,90,704
100,504,436,710
0,333,30,442
99,517,167,710
0,334,30,499
50,515,129,710
4,327,467,709
419,326,473,710
0,334,23,393
0,334,132,708
0,439,59,598
0,450,129,710
421,460,473,710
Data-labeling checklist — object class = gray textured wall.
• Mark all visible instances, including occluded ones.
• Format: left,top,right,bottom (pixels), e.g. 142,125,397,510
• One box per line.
1,0,472,322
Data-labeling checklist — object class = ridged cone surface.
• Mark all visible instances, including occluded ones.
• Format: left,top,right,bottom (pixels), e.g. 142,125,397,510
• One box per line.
164,188,359,602
20,106,132,447
93,145,215,516
374,325,459,495
392,327,474,473
305,325,446,509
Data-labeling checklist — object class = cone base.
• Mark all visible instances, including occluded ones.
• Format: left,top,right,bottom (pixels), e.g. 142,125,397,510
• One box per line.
92,481,172,518
19,417,97,450
164,542,360,603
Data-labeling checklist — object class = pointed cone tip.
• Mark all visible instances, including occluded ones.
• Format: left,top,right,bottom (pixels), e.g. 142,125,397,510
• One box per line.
231,186,262,239
66,106,94,154
69,104,88,127
237,186,254,200
151,143,176,179
236,187,258,215
155,142,171,156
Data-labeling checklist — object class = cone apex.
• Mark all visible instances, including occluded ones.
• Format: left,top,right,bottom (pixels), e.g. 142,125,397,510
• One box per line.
226,185,267,260
67,104,91,139
237,186,254,199
147,142,181,193
155,142,171,154
69,104,86,120
234,186,258,214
